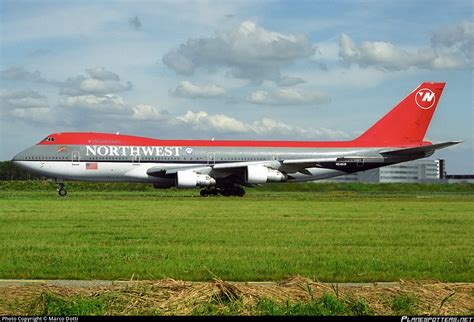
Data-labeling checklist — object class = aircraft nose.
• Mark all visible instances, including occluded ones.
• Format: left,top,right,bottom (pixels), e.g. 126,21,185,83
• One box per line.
12,152,21,162
11,150,30,171
12,150,26,163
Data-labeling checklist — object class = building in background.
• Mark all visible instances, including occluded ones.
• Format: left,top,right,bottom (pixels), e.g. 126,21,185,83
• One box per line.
324,159,445,183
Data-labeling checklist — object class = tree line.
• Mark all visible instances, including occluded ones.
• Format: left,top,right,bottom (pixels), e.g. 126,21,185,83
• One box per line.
0,161,43,180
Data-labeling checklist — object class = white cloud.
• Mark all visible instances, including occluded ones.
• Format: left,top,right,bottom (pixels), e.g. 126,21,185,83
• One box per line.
251,118,294,135
79,78,131,95
85,67,121,81
0,68,136,121
176,110,349,139
171,81,226,98
0,89,49,110
431,21,473,66
55,68,131,115
5,96,48,109
10,107,52,123
59,94,126,113
247,87,330,105
0,89,53,123
0,87,347,139
291,64,392,89
250,118,349,139
431,21,474,48
177,111,249,133
60,68,132,96
339,28,471,71
163,20,315,82
131,104,170,121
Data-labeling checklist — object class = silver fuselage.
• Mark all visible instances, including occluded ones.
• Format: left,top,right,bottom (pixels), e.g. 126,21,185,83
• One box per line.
13,142,409,184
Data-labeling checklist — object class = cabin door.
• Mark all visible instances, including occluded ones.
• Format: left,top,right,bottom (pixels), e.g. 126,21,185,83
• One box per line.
132,155,140,166
207,152,216,165
72,151,80,165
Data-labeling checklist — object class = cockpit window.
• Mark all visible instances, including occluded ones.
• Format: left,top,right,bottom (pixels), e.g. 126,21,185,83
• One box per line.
42,137,55,142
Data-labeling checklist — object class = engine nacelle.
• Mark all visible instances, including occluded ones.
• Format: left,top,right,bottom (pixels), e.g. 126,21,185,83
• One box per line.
246,165,287,184
176,171,216,188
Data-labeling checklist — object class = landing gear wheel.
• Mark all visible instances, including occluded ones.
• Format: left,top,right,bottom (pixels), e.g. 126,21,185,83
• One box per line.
57,181,67,197
200,187,219,197
219,189,231,197
235,187,246,197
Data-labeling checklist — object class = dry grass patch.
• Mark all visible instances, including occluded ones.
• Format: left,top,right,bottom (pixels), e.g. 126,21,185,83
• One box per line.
0,277,472,316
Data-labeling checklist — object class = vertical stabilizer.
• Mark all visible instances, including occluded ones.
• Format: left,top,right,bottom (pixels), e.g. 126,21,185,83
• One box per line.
354,82,445,146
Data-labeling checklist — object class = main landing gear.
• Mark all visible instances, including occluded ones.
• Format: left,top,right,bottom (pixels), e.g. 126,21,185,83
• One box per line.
200,185,246,197
200,187,219,197
57,180,67,197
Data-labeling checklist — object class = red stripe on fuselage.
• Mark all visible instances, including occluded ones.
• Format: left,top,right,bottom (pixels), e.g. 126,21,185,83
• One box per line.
37,132,431,148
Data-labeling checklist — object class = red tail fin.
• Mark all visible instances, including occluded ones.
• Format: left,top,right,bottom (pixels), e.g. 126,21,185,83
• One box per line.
354,82,445,146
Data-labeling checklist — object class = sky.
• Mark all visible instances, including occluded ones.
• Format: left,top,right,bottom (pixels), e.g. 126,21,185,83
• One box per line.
0,0,472,173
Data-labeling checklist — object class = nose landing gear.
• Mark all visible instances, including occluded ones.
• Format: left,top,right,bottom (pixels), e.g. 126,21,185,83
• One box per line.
57,181,67,197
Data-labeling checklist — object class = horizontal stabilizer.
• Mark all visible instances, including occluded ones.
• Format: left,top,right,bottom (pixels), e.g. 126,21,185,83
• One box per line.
381,141,462,157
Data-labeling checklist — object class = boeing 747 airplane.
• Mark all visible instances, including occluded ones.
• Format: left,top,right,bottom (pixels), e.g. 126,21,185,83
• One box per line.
12,82,460,197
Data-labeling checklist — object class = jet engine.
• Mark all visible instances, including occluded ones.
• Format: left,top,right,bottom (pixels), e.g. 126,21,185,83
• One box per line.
176,171,216,188
246,165,287,184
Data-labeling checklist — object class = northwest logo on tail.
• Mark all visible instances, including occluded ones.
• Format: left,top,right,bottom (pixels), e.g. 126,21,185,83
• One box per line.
415,88,435,109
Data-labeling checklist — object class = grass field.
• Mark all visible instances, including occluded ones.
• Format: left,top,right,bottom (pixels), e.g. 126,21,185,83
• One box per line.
0,181,473,282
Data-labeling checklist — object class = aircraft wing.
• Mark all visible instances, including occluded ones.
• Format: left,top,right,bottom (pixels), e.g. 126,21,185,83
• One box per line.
146,157,340,178
145,142,460,179
146,161,280,178
147,165,213,177
279,158,337,174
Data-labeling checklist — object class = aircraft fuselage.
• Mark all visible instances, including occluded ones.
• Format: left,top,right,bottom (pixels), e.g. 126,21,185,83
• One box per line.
13,134,424,185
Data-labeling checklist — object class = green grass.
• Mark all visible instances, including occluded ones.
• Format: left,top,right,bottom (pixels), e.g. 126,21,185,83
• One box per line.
191,293,373,316
254,294,372,316
0,182,473,282
1,180,474,193
391,295,418,315
30,292,109,316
